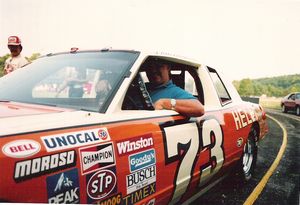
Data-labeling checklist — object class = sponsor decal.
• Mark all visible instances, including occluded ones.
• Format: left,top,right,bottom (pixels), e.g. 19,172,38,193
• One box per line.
79,142,115,175
116,134,153,156
14,150,76,182
237,137,243,147
126,165,156,194
129,149,155,172
47,168,80,204
86,167,117,203
41,128,111,152
95,193,122,205
232,109,258,130
2,139,41,158
123,183,156,205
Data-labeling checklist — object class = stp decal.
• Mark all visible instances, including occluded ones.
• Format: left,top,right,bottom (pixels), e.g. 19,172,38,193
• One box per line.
2,139,41,158
86,167,117,203
14,150,76,182
47,168,80,204
79,142,115,175
41,128,111,152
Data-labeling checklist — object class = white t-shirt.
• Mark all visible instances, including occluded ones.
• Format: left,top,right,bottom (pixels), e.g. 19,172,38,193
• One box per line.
4,54,29,74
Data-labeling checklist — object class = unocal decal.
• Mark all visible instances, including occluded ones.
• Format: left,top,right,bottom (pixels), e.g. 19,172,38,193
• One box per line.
2,139,41,158
41,128,111,152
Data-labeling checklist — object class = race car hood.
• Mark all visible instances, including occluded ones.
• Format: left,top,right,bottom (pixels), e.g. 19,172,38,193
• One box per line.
0,101,88,137
0,101,72,118
0,101,171,137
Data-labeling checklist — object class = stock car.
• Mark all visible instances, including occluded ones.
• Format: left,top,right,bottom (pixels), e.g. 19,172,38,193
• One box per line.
281,92,300,116
0,49,268,204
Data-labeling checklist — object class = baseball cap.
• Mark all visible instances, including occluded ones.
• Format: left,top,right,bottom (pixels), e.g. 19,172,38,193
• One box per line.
8,36,22,46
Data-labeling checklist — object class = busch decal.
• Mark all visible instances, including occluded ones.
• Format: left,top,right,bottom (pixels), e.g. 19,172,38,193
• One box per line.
14,150,76,182
79,142,115,175
47,168,80,204
41,128,111,152
86,168,117,203
126,165,156,194
116,134,153,156
129,149,156,172
2,139,41,158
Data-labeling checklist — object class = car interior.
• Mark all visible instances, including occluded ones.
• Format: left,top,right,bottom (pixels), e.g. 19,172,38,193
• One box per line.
122,57,204,110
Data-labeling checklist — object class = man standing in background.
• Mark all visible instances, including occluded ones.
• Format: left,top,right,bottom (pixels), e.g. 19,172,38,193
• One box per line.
3,36,29,75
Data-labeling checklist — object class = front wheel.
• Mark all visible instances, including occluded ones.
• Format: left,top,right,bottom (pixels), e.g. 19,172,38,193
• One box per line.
296,106,300,116
237,127,258,182
282,104,287,113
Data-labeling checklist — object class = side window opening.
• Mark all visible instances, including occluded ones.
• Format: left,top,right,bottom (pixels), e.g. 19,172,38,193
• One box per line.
208,67,232,105
122,57,204,110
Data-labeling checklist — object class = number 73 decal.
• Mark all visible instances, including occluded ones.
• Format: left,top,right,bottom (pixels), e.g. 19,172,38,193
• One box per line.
163,118,224,204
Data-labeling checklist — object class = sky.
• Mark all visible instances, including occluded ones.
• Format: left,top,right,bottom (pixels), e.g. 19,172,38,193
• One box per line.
0,0,300,81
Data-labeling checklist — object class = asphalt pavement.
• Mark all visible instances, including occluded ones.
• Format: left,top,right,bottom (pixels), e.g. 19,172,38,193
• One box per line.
191,109,300,205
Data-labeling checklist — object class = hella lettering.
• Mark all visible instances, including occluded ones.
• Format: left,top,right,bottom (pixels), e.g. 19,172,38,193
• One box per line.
232,109,258,130
80,143,115,175
42,128,110,152
2,139,41,158
117,135,153,155
14,150,76,182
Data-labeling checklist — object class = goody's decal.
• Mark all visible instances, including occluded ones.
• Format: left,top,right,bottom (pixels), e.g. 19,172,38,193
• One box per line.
14,150,76,182
126,165,156,194
116,134,153,156
79,142,115,175
129,149,156,172
86,167,117,203
41,128,111,152
47,168,80,204
2,139,41,158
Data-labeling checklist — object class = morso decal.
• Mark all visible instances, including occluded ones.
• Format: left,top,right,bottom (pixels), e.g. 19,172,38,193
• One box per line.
116,134,153,156
14,150,76,182
79,142,115,175
2,139,41,158
47,168,80,204
41,128,111,152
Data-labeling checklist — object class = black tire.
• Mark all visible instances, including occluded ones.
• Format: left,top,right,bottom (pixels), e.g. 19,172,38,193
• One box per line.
282,104,287,113
237,127,258,182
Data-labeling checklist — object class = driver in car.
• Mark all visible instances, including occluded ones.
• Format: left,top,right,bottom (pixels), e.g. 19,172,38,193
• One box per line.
145,58,204,117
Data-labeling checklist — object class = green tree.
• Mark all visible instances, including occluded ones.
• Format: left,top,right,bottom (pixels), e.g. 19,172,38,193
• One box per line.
238,78,254,96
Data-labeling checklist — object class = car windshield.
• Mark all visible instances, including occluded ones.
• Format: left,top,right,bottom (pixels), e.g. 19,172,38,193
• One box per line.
0,51,139,112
